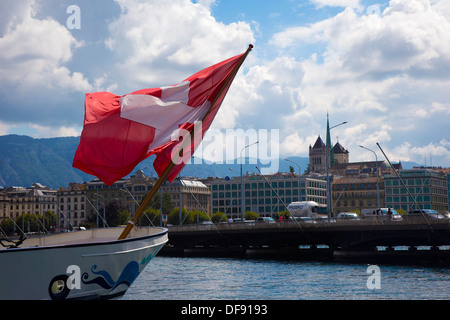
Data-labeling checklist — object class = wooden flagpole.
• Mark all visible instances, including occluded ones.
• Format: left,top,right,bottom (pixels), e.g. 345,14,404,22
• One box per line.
118,44,253,240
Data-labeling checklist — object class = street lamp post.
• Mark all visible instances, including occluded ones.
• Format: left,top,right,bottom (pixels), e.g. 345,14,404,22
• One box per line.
240,141,258,222
326,117,347,221
359,145,380,209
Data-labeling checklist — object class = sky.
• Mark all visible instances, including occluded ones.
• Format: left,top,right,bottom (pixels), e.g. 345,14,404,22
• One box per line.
1,0,450,168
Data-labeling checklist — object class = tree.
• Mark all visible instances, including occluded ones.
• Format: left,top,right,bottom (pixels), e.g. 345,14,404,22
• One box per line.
43,210,57,231
16,213,40,233
194,210,210,223
167,208,210,225
168,207,192,225
304,163,311,175
138,208,161,226
147,193,174,215
244,211,259,221
104,201,125,227
211,211,228,223
0,218,15,236
117,209,130,226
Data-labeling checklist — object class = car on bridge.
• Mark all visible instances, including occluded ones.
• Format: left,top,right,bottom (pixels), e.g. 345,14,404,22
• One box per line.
408,209,449,220
256,217,276,223
336,212,360,220
361,208,403,221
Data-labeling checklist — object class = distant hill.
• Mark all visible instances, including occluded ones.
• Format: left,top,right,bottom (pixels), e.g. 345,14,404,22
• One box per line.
0,135,90,188
0,134,311,188
0,134,422,189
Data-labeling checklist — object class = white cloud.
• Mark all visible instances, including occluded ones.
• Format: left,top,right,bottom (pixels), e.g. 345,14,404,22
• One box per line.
217,56,306,134
267,0,450,166
29,124,81,138
0,121,15,136
310,0,362,10
1,0,449,168
0,0,254,135
0,2,90,91
273,1,450,79
105,0,254,92
391,140,450,165
0,0,92,130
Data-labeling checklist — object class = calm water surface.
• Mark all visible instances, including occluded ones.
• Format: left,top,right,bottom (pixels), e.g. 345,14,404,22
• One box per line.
122,256,450,300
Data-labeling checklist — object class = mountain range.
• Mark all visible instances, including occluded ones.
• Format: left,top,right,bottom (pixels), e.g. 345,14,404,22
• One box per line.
0,134,419,189
0,134,310,188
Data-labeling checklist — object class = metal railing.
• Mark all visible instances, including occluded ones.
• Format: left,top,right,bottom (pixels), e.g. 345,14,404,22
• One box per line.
167,215,450,232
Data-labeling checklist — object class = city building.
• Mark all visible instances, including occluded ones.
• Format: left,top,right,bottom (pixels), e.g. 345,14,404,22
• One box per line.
309,137,349,175
206,173,327,219
332,176,385,214
0,189,9,221
333,141,349,165
309,136,327,174
83,170,211,227
0,183,57,233
413,167,450,213
2,183,57,221
57,183,87,229
162,179,211,215
332,160,402,177
84,177,128,227
384,168,448,212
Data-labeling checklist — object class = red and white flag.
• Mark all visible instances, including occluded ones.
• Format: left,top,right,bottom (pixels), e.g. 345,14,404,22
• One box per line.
73,47,251,185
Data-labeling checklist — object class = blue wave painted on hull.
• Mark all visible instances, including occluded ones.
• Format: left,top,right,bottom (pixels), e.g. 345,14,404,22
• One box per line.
140,251,158,266
82,261,140,291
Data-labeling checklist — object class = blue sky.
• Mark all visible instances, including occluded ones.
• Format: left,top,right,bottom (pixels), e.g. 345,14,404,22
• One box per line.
1,0,450,168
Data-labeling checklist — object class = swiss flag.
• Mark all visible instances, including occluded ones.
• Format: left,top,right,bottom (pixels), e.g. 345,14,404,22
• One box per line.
73,47,251,185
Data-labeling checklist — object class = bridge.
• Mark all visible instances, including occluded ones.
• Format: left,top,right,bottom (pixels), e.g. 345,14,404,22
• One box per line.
160,217,450,263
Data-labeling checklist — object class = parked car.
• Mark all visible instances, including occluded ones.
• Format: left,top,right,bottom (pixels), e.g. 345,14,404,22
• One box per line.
295,217,316,223
337,212,360,220
256,217,276,223
408,209,448,220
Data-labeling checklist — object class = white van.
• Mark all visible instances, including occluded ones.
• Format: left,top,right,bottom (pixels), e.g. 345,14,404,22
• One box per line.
361,208,402,221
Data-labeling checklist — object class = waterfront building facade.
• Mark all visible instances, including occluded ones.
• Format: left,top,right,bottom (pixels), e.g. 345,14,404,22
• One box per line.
161,179,211,215
57,183,87,229
384,168,448,212
84,170,211,226
0,191,9,221
206,173,327,219
2,183,57,221
332,176,385,214
0,183,57,233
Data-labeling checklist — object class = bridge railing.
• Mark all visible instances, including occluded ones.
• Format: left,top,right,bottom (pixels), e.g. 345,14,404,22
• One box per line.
166,215,449,232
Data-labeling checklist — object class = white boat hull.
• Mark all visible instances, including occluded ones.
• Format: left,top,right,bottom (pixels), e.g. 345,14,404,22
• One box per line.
0,227,168,300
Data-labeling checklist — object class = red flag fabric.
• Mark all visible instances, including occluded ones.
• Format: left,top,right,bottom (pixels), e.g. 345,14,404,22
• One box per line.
73,50,248,185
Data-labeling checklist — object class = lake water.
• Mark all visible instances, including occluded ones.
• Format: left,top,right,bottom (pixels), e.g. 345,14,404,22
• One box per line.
122,256,450,300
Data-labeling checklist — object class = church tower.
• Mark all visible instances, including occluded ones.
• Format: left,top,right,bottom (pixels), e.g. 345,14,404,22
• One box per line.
333,141,349,164
309,136,327,174
309,137,349,174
